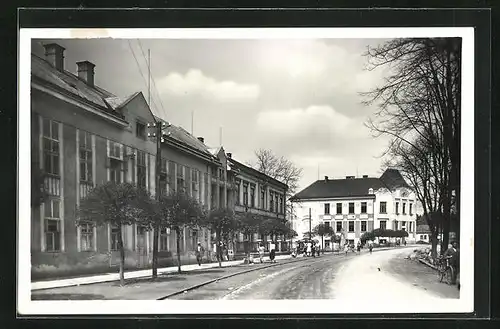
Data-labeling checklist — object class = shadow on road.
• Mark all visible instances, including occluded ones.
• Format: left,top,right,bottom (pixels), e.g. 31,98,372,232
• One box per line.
31,293,106,300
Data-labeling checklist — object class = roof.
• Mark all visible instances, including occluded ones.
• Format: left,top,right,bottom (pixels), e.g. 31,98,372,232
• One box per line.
104,92,141,110
379,168,410,189
31,54,122,117
227,157,288,190
416,224,430,233
292,177,385,200
291,169,411,201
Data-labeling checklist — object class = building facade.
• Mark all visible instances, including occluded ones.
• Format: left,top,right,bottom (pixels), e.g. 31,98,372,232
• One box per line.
30,43,286,277
290,169,417,249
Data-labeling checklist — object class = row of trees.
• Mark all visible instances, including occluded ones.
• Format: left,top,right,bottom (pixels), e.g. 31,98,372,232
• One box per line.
77,181,297,285
360,228,409,244
362,38,461,257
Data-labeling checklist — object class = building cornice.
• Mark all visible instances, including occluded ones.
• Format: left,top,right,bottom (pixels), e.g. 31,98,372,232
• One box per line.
290,195,376,202
32,80,129,128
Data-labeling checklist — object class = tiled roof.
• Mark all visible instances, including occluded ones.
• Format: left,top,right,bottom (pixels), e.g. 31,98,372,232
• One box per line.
104,92,141,110
227,157,288,189
164,124,214,158
379,168,410,189
292,177,386,200
31,54,117,112
416,224,430,233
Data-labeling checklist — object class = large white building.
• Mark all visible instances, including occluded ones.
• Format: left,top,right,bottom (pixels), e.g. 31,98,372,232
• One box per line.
290,169,417,249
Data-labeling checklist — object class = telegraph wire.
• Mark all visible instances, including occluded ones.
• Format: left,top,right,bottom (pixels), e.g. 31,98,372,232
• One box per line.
126,40,161,116
136,39,168,121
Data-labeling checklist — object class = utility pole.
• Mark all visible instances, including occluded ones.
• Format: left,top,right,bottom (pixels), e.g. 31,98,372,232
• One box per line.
146,48,170,278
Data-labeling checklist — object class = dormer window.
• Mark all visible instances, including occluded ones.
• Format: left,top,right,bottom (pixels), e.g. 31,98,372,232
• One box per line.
368,188,374,194
136,121,146,139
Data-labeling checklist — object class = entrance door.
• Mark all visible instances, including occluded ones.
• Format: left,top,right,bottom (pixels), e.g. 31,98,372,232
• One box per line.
137,226,147,267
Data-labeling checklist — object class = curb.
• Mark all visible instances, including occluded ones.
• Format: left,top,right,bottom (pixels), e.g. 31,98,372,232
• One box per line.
31,256,293,291
156,254,321,300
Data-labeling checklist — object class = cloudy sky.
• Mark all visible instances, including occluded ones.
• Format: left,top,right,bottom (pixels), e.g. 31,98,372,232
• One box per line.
32,37,391,192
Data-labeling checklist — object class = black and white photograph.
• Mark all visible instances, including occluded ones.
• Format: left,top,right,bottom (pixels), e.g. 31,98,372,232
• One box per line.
18,27,474,315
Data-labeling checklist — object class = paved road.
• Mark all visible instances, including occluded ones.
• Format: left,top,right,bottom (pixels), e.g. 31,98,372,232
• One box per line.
171,247,459,300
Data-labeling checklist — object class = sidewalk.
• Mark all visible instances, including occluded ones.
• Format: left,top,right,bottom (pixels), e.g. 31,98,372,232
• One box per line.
31,254,293,291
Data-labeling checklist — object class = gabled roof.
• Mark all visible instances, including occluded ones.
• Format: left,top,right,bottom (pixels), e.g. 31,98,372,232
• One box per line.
292,177,385,200
227,157,288,190
31,53,123,119
164,125,214,158
208,146,222,157
380,168,410,189
291,169,411,201
104,92,141,110
416,224,430,233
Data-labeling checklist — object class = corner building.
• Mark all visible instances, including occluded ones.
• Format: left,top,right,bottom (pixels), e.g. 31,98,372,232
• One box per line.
290,169,417,249
30,43,286,277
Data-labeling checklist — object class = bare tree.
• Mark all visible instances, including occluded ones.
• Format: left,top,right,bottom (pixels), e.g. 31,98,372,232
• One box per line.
362,38,461,253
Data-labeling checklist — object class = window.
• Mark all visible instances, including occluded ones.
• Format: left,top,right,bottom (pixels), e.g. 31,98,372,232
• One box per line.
275,193,279,213
204,173,209,205
279,195,284,214
192,169,200,199
380,202,387,214
324,221,330,230
185,168,191,196
324,203,330,215
348,202,354,214
160,227,169,251
42,118,60,176
79,130,92,182
110,225,120,251
250,185,255,208
243,183,248,206
336,203,342,214
395,202,399,214
176,164,185,191
260,188,265,210
336,221,342,232
108,142,123,184
380,220,387,230
409,222,413,232
236,181,241,205
361,221,367,232
361,202,367,214
270,192,274,212
348,221,354,232
419,235,423,240
219,168,224,181
44,199,61,252
409,204,413,216
402,203,406,214
136,121,146,139
80,222,94,251
168,161,176,192
137,150,147,188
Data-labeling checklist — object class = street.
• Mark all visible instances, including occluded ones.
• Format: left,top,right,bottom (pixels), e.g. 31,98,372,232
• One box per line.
31,247,459,301
169,247,459,300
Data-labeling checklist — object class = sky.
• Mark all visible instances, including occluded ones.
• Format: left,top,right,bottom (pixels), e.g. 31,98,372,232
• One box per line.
32,38,392,193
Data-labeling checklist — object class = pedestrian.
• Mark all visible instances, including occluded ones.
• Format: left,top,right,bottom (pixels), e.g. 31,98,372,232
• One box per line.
306,241,312,257
368,241,373,254
258,243,265,263
317,243,321,257
404,240,407,246
195,242,204,266
344,243,349,256
311,242,316,258
269,241,276,263
356,241,361,255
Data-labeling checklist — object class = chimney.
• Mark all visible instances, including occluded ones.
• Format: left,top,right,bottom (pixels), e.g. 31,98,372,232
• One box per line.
43,43,65,71
197,137,205,143
227,153,232,158
324,176,329,182
76,61,96,86
362,175,368,178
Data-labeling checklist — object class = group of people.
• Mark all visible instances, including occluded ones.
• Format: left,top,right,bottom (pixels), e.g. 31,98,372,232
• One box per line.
194,241,233,266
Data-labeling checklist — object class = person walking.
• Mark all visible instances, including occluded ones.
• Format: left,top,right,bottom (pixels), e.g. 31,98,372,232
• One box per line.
306,241,312,257
258,243,265,263
356,241,361,255
368,240,373,254
311,242,316,258
195,242,205,266
269,241,276,263
344,242,349,256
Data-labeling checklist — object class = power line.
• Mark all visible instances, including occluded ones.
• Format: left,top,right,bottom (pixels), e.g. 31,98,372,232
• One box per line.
126,40,161,117
136,39,168,120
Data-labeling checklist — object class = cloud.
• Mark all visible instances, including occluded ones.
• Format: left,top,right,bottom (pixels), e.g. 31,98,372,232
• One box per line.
256,105,366,139
157,69,260,102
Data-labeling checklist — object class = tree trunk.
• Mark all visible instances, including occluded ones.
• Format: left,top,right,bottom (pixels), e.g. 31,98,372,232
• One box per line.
321,235,324,254
117,225,125,286
176,227,182,273
152,224,159,278
217,230,222,268
430,230,438,259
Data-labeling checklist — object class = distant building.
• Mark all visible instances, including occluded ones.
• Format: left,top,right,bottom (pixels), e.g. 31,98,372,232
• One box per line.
30,43,287,277
290,169,418,248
